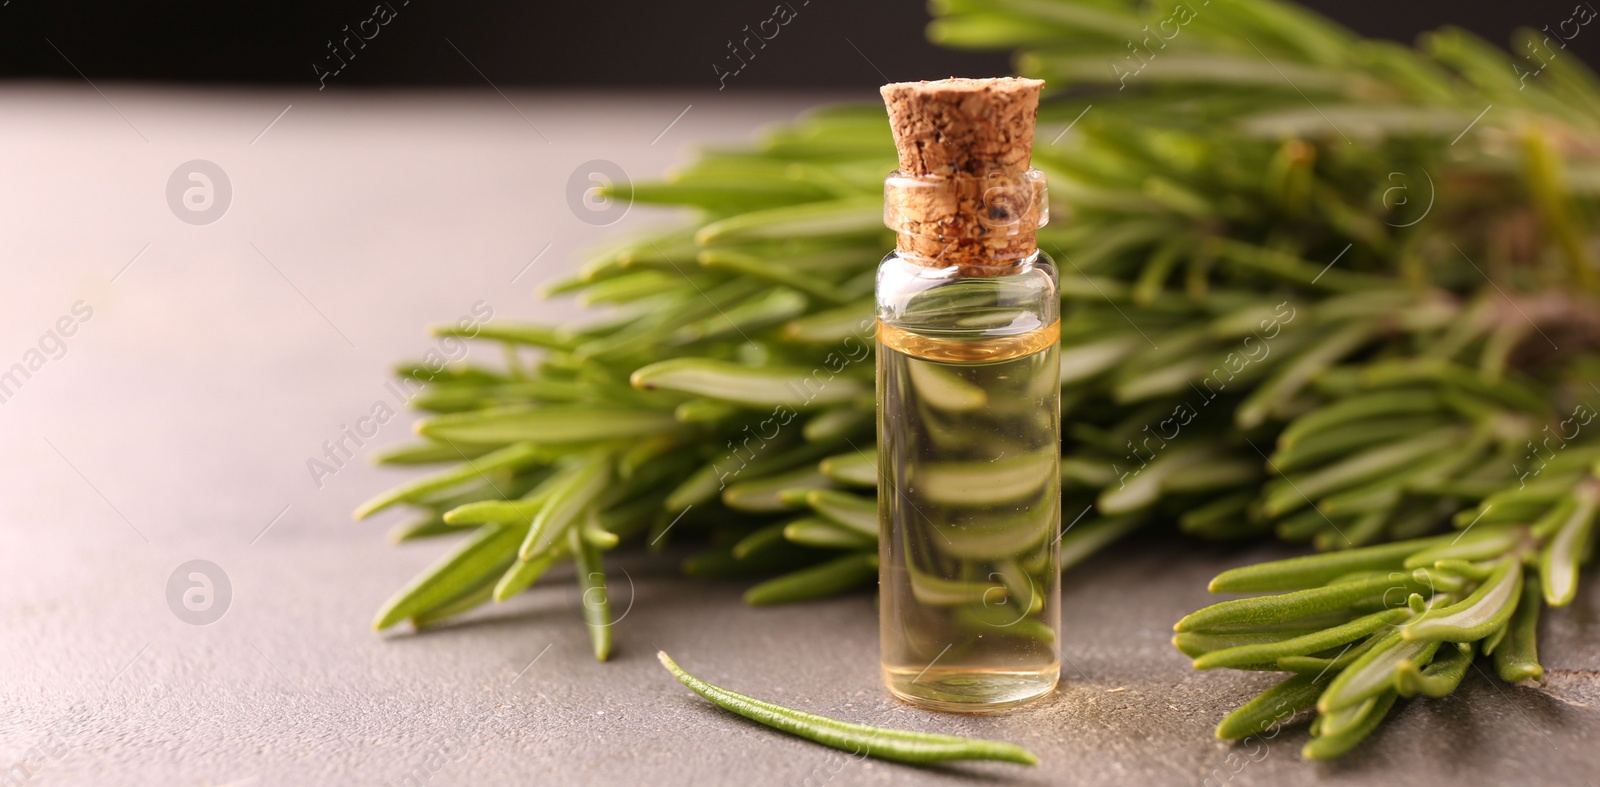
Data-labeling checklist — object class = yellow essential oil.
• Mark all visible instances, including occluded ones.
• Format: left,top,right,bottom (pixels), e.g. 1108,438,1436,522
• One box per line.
876,278,1061,710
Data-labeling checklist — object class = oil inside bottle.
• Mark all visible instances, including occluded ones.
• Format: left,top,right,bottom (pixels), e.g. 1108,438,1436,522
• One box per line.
877,318,1061,711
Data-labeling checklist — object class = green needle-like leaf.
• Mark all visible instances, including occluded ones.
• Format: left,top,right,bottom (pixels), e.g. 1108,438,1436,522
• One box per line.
417,406,679,446
819,451,877,487
1402,558,1523,642
1209,535,1449,592
732,523,791,561
1492,578,1545,683
1303,691,1397,760
744,552,878,606
916,450,1057,508
1319,630,1438,713
1237,322,1376,429
432,322,577,350
570,525,613,661
1216,671,1332,740
1264,428,1464,517
1402,526,1522,570
1177,575,1413,632
374,524,525,630
373,441,495,466
1192,608,1409,670
694,198,884,245
1539,485,1599,605
1396,642,1475,698
1277,634,1380,674
804,489,878,537
355,443,544,520
631,359,867,408
722,467,834,513
493,544,566,602
410,572,504,629
783,517,878,550
657,652,1038,765
519,455,612,561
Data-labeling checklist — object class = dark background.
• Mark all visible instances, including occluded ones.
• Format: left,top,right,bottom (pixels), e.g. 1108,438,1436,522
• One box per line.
0,1,1592,88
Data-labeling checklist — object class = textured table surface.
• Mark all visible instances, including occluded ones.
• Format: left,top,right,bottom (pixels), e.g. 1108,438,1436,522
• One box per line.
2,87,1597,787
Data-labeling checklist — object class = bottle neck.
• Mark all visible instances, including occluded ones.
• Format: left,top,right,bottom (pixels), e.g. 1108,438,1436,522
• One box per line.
883,168,1048,275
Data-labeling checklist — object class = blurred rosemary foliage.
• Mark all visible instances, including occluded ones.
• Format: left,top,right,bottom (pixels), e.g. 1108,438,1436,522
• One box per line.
358,0,1600,758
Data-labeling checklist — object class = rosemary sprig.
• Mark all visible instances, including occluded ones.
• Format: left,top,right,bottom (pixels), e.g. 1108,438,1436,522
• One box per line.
1189,469,1596,757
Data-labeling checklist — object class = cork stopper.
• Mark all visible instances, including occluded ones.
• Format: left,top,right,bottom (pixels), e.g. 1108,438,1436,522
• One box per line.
881,77,1043,177
880,78,1047,271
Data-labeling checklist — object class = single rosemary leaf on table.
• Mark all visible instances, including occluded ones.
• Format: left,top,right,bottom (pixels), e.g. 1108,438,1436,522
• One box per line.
656,652,1038,766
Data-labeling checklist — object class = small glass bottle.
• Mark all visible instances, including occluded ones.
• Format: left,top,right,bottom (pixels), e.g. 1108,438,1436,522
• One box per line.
876,78,1061,711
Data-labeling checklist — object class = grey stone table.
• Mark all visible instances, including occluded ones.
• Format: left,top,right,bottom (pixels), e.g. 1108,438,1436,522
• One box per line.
1,87,1596,787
